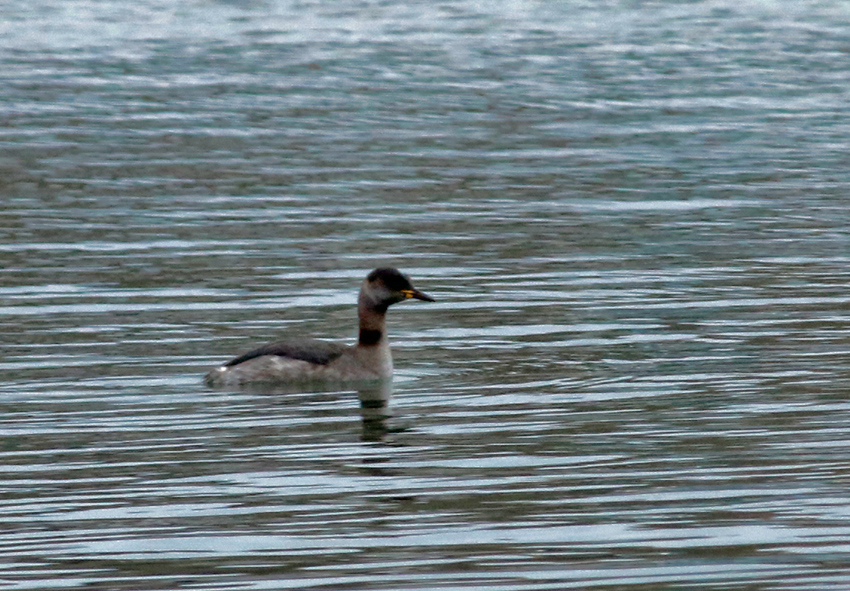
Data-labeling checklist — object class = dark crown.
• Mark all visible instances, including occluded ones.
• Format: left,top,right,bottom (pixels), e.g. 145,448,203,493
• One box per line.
366,268,412,292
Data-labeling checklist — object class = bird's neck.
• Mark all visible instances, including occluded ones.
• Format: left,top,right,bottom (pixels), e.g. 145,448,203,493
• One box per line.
358,294,387,346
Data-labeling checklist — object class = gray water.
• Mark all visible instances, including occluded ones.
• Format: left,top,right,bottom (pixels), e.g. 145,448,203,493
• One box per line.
3,1,850,589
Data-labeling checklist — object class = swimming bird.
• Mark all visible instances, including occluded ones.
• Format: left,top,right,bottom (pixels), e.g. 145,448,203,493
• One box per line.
204,268,434,388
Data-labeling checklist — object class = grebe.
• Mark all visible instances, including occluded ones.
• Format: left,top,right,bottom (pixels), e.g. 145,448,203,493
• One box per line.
204,268,434,387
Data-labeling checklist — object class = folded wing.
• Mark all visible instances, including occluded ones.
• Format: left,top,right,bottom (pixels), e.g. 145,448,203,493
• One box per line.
224,338,348,367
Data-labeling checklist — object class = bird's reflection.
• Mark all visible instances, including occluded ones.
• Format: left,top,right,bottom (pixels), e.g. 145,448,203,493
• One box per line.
230,380,396,441
356,381,393,441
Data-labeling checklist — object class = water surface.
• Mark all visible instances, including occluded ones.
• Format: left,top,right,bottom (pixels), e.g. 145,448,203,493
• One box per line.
2,1,850,589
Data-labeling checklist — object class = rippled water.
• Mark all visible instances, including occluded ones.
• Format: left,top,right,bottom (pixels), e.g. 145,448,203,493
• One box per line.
3,1,850,589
